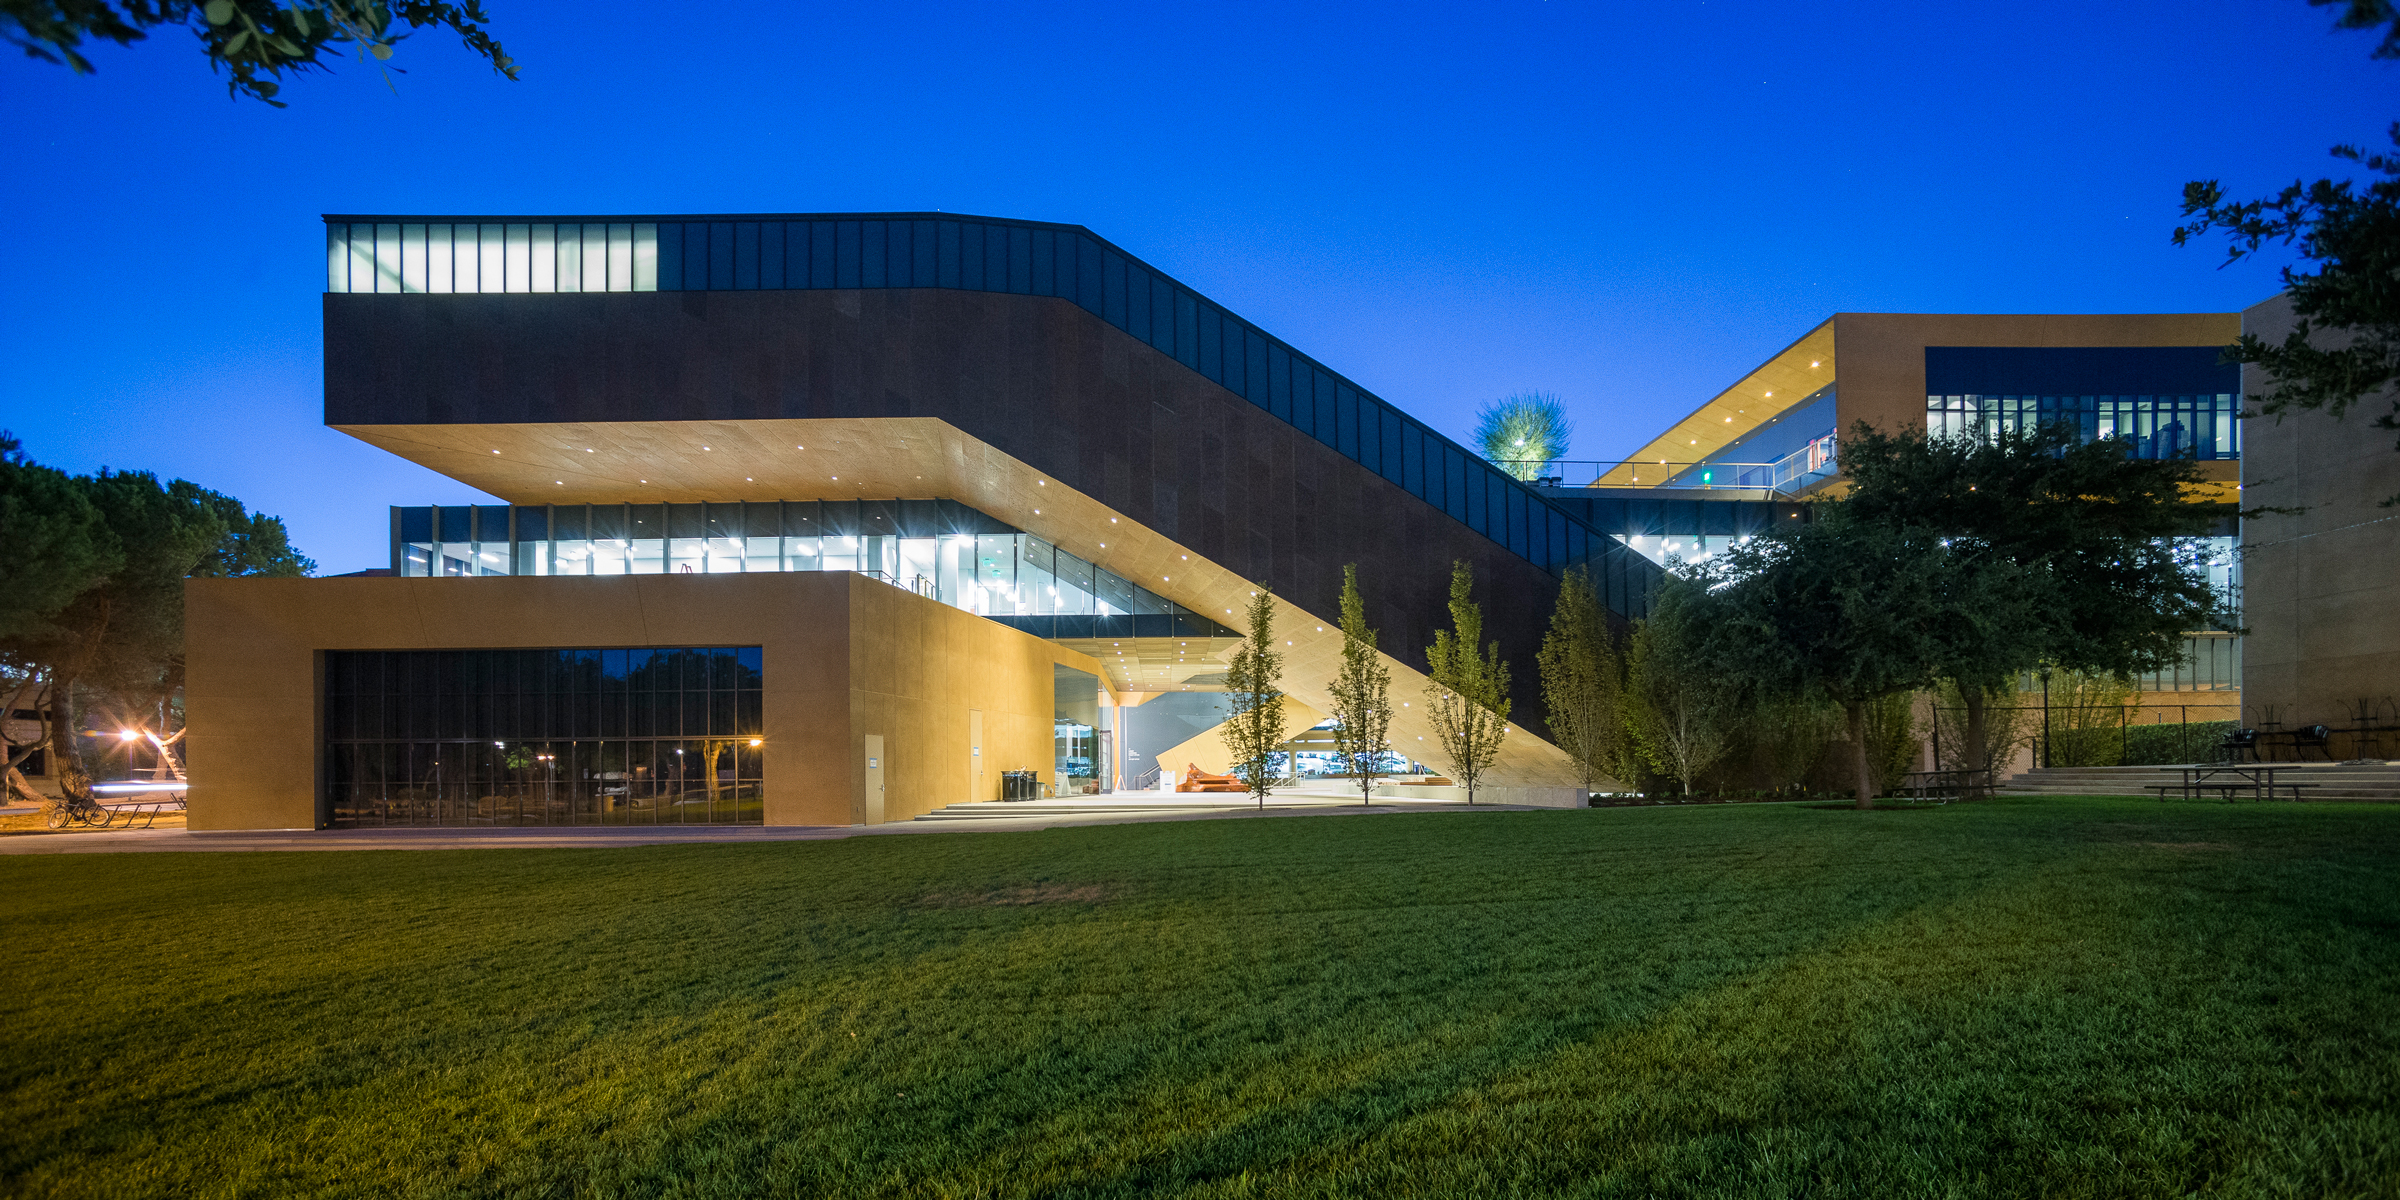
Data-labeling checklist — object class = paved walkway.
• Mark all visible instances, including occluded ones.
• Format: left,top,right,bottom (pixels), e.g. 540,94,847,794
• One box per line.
0,792,1545,855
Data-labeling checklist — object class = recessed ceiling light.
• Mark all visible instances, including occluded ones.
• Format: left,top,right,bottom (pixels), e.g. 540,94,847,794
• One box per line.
585,448,594,453
491,450,500,454
704,446,711,451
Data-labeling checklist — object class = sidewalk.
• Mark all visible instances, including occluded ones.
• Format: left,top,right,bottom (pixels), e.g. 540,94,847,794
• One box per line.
0,790,1547,854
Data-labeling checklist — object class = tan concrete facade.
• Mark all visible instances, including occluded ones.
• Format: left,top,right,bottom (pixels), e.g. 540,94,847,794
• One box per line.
2239,293,2400,751
184,572,1107,830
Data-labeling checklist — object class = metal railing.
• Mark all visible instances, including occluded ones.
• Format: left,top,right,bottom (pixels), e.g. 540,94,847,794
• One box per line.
1492,445,1836,494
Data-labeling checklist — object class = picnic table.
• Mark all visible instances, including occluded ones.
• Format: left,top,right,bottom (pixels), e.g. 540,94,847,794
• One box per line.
2151,765,2317,803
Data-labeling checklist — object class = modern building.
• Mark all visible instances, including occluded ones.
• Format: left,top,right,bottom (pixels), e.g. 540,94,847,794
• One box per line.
1551,310,2249,731
187,212,1668,830
187,213,2314,830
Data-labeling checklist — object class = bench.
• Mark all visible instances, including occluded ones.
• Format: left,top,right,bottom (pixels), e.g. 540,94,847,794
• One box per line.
1175,764,1247,793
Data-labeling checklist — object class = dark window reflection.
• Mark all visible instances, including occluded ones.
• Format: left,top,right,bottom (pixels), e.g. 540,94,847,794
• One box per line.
324,646,765,827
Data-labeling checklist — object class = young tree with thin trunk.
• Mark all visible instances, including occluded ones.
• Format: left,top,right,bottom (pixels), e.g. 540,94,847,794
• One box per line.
1624,580,1733,798
1537,566,1621,798
1222,586,1286,809
1425,560,1511,805
1327,565,1393,807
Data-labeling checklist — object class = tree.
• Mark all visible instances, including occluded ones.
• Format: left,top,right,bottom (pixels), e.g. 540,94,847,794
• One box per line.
1708,515,1995,808
1424,560,1510,804
1838,422,2225,790
3,0,518,105
2172,4,2400,500
1326,564,1393,807
1221,586,1286,809
1536,565,1622,797
0,439,311,802
0,434,114,786
1623,578,1732,798
1474,392,1573,482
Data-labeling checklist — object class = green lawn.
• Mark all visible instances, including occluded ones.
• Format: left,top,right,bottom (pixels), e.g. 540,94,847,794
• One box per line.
3,798,2397,1199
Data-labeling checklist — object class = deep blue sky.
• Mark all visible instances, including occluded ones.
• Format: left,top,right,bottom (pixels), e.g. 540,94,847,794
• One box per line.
2,0,2390,572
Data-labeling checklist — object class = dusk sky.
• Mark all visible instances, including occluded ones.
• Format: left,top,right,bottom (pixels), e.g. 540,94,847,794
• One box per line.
2,0,2390,573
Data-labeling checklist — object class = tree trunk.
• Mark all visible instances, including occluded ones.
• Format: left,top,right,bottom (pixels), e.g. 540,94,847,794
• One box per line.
1848,700,1874,810
46,671,92,804
6,764,45,806
1962,686,1988,800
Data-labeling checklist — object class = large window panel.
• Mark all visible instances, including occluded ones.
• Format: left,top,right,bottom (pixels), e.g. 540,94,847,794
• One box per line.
960,222,985,291
1198,306,1222,385
1269,345,1292,422
1245,330,1268,407
1008,226,1032,294
1077,236,1106,317
735,222,760,290
1153,275,1177,356
1031,228,1054,296
557,225,584,293
861,221,886,288
837,221,861,289
1175,290,1199,370
914,221,939,286
609,224,637,293
1314,370,1338,445
401,224,427,293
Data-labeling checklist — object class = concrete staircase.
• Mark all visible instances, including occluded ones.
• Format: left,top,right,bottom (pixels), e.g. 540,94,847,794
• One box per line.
1998,761,2400,802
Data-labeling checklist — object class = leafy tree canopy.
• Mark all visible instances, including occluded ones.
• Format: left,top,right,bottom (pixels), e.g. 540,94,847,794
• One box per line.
2,0,517,105
1838,421,2228,682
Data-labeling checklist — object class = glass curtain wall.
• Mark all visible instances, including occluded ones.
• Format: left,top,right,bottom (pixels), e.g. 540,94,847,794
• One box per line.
326,222,659,294
324,647,764,827
1927,393,2241,460
393,500,1236,638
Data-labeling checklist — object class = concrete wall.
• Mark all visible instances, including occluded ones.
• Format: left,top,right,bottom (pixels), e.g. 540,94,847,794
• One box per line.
2239,293,2400,752
185,572,1104,830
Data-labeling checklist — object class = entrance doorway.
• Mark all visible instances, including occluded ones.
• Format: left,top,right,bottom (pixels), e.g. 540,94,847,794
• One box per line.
863,734,884,824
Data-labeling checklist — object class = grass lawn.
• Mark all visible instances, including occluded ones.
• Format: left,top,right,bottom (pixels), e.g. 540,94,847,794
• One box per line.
3,797,2396,1198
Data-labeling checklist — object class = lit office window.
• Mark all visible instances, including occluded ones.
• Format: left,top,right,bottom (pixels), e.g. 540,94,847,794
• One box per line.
388,500,1237,640
1927,393,2241,460
324,222,660,295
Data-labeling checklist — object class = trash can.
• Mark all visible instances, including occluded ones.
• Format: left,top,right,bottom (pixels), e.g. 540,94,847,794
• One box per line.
1002,770,1038,801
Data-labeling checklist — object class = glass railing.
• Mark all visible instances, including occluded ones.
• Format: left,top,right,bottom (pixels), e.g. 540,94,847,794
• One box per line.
1494,453,1828,493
